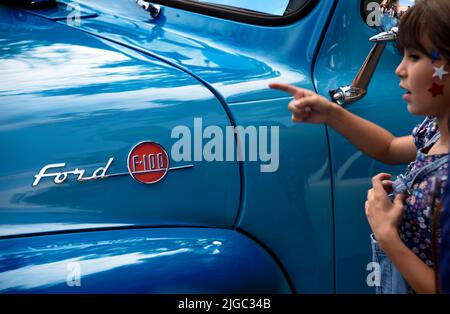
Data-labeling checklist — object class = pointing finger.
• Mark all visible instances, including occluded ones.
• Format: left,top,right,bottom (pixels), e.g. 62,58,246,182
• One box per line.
269,83,309,98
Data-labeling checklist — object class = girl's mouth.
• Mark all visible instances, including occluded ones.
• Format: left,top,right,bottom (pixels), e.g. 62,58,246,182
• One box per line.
403,90,412,101
400,84,412,101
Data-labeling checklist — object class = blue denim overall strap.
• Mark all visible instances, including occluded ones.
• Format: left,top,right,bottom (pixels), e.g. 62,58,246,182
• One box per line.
392,132,448,195
392,155,449,195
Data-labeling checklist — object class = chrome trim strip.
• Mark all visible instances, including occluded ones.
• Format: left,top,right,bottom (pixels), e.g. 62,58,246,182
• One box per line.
168,165,194,171
78,164,194,181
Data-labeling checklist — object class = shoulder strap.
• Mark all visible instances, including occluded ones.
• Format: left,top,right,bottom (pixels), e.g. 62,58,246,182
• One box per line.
414,155,449,184
424,131,441,149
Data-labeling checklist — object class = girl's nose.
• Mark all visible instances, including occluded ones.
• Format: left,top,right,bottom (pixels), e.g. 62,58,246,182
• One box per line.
395,59,407,78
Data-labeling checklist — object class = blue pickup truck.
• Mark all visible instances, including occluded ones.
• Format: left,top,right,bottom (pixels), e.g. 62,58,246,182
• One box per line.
0,0,419,293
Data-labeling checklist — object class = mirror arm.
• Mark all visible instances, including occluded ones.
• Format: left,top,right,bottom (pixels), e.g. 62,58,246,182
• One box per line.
329,27,398,106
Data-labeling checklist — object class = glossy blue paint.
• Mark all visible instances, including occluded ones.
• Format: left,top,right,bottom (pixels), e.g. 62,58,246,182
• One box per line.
48,0,337,293
0,6,240,236
53,0,334,104
231,98,334,293
313,0,422,293
0,228,291,293
20,1,98,20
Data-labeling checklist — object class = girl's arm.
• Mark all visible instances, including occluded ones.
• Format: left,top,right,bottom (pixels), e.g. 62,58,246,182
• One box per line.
378,230,437,293
328,105,417,165
269,83,417,165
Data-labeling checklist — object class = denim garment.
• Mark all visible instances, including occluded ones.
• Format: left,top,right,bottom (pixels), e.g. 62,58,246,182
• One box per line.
390,132,448,198
370,233,411,294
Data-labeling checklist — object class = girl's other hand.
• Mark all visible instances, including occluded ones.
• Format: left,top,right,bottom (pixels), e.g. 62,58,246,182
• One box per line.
365,173,406,246
269,83,338,124
381,178,394,194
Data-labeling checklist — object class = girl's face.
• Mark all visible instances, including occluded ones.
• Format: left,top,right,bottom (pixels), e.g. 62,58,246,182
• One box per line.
395,47,450,117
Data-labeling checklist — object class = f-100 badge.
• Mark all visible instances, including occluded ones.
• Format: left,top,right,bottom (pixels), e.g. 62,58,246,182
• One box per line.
32,141,193,187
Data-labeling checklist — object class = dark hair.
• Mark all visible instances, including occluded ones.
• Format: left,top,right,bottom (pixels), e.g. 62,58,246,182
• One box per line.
397,0,450,62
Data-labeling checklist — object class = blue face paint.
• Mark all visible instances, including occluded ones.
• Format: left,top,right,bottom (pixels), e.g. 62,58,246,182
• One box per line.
430,49,441,63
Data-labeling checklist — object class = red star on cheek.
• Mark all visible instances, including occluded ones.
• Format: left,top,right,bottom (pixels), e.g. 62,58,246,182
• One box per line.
428,83,444,97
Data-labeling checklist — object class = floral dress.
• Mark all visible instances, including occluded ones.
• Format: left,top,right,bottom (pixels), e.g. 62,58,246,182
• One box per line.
397,116,448,267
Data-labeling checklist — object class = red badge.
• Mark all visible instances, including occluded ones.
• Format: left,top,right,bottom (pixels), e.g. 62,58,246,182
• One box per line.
127,141,169,184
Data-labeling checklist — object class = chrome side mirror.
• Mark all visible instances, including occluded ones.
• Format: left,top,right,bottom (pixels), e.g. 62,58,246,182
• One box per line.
332,0,415,106
136,0,161,19
329,27,398,106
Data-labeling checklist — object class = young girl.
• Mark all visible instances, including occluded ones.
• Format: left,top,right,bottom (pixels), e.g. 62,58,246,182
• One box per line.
270,0,450,294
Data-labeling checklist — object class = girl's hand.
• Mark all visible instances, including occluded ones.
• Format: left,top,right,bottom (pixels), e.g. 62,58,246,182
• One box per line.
380,179,394,194
269,83,338,124
365,173,406,246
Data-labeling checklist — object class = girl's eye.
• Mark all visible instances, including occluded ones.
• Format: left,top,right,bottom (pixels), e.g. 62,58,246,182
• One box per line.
408,54,420,61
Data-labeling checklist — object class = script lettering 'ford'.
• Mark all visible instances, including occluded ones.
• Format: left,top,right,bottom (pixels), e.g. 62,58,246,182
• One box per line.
32,158,114,187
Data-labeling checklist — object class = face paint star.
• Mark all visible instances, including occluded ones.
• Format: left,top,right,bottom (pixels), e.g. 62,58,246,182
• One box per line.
430,49,441,63
433,65,449,80
428,82,444,97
